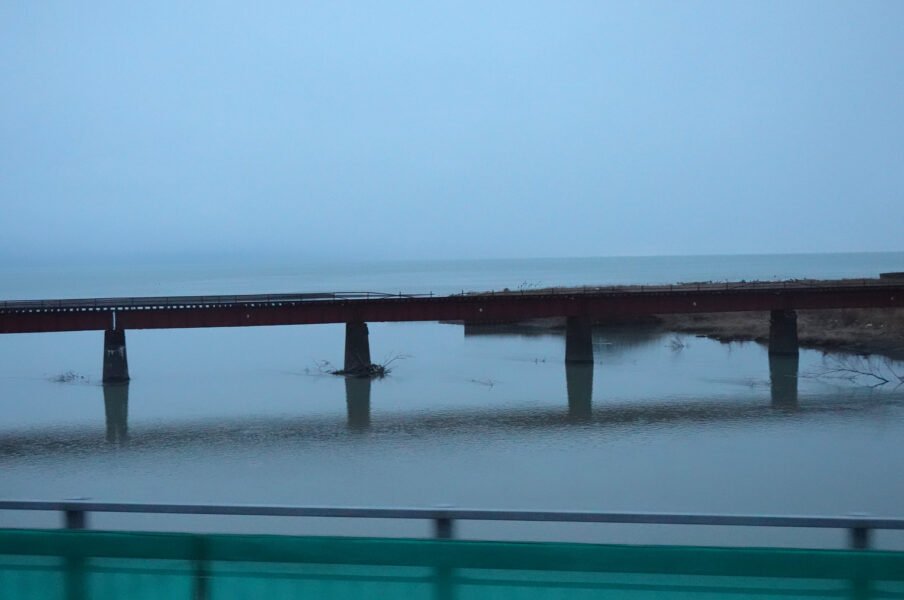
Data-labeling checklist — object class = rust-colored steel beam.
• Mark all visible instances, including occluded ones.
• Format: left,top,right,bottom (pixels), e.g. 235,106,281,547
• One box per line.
1,283,902,334
0,311,112,334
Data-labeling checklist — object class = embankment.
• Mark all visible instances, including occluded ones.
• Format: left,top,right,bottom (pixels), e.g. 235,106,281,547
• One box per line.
658,308,904,360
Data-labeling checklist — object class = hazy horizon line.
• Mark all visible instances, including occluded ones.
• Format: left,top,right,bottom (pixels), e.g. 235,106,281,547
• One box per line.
2,248,902,270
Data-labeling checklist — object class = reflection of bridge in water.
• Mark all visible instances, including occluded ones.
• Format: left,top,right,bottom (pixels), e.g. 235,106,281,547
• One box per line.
463,323,804,421
2,352,872,457
562,345,803,421
116,352,800,443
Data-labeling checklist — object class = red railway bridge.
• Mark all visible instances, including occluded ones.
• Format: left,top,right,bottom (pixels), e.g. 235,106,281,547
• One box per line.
2,278,902,384
4,278,902,435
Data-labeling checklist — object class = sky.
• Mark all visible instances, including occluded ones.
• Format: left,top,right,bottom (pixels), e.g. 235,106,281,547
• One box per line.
1,1,903,265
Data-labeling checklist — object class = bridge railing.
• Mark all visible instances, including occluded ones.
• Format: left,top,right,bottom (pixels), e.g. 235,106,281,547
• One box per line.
1,500,901,550
0,291,436,312
2,278,902,312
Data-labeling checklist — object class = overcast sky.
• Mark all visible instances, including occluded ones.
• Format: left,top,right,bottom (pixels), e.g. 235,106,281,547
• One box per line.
2,1,903,265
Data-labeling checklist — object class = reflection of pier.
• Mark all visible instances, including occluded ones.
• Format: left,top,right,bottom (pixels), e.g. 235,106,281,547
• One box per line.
566,363,593,422
467,321,802,417
90,343,798,439
769,354,799,409
0,387,887,458
345,377,371,431
84,315,803,439
0,367,846,458
102,384,129,444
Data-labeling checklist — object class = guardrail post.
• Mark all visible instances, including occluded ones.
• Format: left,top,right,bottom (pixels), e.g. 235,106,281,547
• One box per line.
65,552,87,600
194,536,210,600
64,509,87,530
849,526,870,550
434,516,454,539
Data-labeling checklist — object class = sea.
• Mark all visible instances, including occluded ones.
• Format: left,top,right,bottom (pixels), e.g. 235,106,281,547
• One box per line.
1,252,903,548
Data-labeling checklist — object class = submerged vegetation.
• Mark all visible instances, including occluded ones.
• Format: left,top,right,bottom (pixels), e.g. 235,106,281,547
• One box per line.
307,354,410,379
49,371,89,384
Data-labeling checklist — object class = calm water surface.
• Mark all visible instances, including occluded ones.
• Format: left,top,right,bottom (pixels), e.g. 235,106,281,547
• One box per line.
1,253,903,547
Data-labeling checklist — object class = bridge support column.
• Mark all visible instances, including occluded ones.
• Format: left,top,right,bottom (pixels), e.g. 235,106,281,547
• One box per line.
565,317,593,363
768,310,799,356
102,329,129,383
344,321,372,372
566,362,593,422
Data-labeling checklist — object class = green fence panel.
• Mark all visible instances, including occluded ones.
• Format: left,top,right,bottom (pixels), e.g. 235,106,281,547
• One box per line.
2,529,904,599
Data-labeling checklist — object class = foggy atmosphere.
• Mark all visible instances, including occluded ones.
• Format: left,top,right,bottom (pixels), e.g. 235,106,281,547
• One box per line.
2,2,904,598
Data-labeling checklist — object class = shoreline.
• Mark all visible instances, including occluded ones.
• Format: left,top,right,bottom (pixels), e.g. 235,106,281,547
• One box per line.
658,308,904,360
454,308,904,361
458,279,904,360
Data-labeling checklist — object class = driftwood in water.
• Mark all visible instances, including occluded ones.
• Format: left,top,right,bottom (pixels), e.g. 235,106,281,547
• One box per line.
307,354,409,380
331,363,389,379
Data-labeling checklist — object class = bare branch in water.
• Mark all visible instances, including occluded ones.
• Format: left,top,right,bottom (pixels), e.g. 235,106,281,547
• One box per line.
469,378,497,388
806,355,904,388
667,335,687,351
329,353,411,379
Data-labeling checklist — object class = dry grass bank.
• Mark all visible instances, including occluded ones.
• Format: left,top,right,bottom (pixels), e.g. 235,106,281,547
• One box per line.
659,308,904,359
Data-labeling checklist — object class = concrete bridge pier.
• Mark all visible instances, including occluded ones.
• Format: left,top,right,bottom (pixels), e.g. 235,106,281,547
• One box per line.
768,310,799,356
769,353,799,409
103,383,129,443
344,321,372,372
566,362,593,422
102,329,129,383
345,377,371,431
565,317,594,363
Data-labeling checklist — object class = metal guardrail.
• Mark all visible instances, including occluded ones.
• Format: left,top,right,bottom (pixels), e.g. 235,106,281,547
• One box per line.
2,500,901,550
1,278,902,313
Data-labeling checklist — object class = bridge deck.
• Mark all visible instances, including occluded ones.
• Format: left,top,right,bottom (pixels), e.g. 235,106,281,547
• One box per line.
1,279,903,334
2,528,903,599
